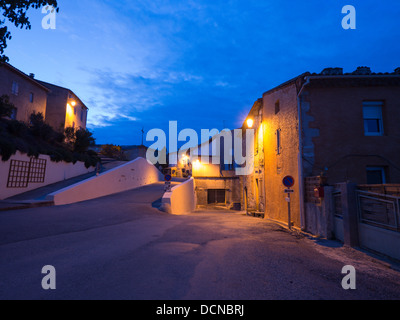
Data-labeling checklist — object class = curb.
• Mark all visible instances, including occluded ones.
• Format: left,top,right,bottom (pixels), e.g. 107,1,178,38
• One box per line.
0,201,54,212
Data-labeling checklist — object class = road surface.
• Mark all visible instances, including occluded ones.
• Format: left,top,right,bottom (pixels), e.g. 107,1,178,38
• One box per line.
0,182,400,300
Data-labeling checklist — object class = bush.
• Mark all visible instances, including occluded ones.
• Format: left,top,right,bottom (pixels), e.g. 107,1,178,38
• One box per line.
0,136,17,161
0,95,15,118
0,114,100,167
100,144,126,160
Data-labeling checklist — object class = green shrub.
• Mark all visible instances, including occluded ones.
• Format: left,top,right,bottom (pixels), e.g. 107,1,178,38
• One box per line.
0,115,100,167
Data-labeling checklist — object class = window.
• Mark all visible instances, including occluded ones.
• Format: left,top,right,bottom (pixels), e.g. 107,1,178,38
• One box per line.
29,92,34,103
276,128,282,155
80,107,84,121
366,167,386,184
207,189,226,204
275,100,280,114
363,101,384,136
74,107,77,115
12,81,19,95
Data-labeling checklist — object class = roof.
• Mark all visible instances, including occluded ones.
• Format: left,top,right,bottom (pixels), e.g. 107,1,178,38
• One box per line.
37,80,88,110
262,67,400,97
262,72,310,97
0,62,51,93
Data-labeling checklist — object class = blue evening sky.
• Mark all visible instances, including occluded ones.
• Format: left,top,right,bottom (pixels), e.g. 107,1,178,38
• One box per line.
4,0,400,146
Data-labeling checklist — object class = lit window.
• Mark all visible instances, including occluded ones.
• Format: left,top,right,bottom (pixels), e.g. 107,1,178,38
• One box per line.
12,81,19,95
363,101,384,136
366,167,386,184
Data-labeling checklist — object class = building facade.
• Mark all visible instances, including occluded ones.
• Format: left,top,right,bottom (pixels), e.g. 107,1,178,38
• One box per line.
191,132,241,209
38,81,88,132
242,66,400,230
240,98,266,216
0,63,49,123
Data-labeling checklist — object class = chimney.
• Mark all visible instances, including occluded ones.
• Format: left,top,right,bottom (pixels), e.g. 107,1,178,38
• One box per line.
321,67,343,76
352,66,372,75
29,73,35,79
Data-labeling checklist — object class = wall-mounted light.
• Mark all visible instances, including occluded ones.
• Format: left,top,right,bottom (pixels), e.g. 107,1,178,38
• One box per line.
193,159,202,170
71,100,77,107
247,118,254,128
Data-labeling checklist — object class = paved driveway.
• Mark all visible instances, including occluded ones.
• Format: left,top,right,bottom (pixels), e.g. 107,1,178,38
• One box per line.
0,182,400,300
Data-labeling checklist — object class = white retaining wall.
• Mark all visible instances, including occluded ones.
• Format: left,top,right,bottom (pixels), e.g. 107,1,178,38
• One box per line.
0,151,95,200
47,157,163,205
161,178,196,215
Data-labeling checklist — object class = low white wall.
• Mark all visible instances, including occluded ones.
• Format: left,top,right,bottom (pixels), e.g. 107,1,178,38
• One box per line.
47,157,163,205
0,151,95,200
161,178,196,215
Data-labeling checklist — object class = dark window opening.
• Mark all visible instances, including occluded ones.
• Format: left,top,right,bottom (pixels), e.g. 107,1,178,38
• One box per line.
207,189,226,204
276,128,281,155
366,167,386,184
275,100,280,114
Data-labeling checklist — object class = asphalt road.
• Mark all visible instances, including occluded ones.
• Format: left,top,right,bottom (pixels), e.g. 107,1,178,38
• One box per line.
1,182,400,300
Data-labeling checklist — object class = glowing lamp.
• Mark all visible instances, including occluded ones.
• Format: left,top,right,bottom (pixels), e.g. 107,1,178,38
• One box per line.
247,118,254,128
193,160,202,169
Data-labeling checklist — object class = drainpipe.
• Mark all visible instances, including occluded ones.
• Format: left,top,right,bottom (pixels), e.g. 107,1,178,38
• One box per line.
297,76,310,231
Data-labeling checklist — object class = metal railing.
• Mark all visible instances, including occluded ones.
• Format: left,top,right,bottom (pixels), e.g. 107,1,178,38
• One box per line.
356,190,400,232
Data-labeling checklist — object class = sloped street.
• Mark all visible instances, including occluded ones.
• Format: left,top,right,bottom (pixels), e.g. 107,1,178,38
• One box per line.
0,183,399,300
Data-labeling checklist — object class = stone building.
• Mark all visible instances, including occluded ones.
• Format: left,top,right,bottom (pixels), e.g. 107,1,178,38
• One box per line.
243,66,400,229
191,131,241,209
37,80,88,132
240,98,266,216
0,62,49,122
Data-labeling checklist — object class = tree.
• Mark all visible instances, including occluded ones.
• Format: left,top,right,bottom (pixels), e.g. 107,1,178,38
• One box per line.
64,126,96,153
0,0,59,62
74,128,95,153
0,94,14,117
100,144,125,160
29,111,56,141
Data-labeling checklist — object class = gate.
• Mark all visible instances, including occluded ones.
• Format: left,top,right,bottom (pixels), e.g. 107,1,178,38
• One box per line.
357,188,400,232
355,186,400,260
